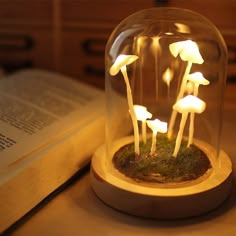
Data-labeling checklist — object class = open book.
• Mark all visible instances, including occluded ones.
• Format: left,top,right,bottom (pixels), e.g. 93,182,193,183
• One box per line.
0,69,105,233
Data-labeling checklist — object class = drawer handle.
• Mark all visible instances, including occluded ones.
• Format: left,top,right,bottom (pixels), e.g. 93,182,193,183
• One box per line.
0,34,34,51
228,46,236,64
82,39,106,56
227,75,236,83
84,65,104,77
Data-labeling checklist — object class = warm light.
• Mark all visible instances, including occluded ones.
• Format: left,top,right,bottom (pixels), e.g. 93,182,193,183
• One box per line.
109,54,139,76
174,23,191,34
162,67,174,87
187,72,210,96
173,95,206,114
185,81,194,94
151,36,160,49
151,36,160,100
137,36,146,46
147,119,168,134
172,95,206,157
110,54,140,155
134,105,152,143
147,119,168,155
168,40,204,138
165,32,174,35
97,7,231,220
169,40,204,64
187,72,209,86
134,105,152,121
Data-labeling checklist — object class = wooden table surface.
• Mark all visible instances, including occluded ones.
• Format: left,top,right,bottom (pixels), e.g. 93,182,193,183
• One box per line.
9,84,236,236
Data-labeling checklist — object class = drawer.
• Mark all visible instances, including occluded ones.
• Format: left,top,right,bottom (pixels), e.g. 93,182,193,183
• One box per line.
0,29,54,72
225,33,236,82
60,29,110,88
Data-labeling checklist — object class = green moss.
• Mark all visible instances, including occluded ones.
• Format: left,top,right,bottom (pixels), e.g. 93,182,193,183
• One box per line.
113,134,212,183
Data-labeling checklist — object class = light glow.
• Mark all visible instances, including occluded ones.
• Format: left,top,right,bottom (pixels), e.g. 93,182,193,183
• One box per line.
172,95,206,157
134,105,152,144
147,119,168,155
110,54,140,155
163,67,174,87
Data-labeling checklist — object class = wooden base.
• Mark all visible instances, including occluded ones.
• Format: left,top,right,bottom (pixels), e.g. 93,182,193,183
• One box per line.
90,139,232,219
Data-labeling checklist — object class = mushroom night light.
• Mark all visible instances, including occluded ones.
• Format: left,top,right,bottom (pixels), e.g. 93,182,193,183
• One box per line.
91,7,232,220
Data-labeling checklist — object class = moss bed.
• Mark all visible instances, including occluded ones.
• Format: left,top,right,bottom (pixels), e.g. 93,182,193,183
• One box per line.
113,134,212,183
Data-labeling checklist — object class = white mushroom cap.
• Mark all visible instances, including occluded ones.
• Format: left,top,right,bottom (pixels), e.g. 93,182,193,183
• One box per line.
187,72,210,86
134,105,152,121
173,95,206,114
109,54,139,76
147,119,168,133
169,40,204,64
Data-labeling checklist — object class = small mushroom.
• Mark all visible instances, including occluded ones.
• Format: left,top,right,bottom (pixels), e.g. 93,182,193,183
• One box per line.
134,105,152,144
186,72,209,147
147,119,168,155
172,95,206,157
110,54,140,155
110,54,139,76
169,40,204,64
168,40,204,138
187,72,210,96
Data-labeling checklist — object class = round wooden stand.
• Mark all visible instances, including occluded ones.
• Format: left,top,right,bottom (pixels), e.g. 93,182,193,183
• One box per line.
90,138,232,219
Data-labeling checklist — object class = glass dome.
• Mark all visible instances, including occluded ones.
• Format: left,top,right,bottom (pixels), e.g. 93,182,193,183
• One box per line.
91,8,231,219
105,7,227,168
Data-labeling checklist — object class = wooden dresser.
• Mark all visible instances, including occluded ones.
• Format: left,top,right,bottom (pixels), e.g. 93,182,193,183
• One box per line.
0,0,235,88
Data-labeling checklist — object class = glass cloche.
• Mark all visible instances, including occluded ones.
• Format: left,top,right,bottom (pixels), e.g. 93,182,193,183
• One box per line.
91,8,232,219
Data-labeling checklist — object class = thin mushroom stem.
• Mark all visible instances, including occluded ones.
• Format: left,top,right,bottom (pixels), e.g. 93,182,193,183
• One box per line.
150,131,157,155
188,112,195,147
193,84,199,96
173,112,188,157
177,62,193,100
142,120,147,144
188,85,198,147
168,62,192,138
167,110,177,139
121,66,140,155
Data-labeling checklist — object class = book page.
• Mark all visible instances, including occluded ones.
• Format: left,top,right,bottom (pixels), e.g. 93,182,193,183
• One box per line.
0,69,105,173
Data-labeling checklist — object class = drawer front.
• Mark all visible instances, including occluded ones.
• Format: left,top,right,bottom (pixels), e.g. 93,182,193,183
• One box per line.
225,34,236,82
0,29,54,72
61,29,109,88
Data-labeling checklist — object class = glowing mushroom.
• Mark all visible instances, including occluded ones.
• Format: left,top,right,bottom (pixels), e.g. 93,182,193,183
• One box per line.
147,119,168,155
186,72,209,147
134,105,152,144
109,54,140,155
168,40,204,138
187,72,210,96
172,95,206,157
